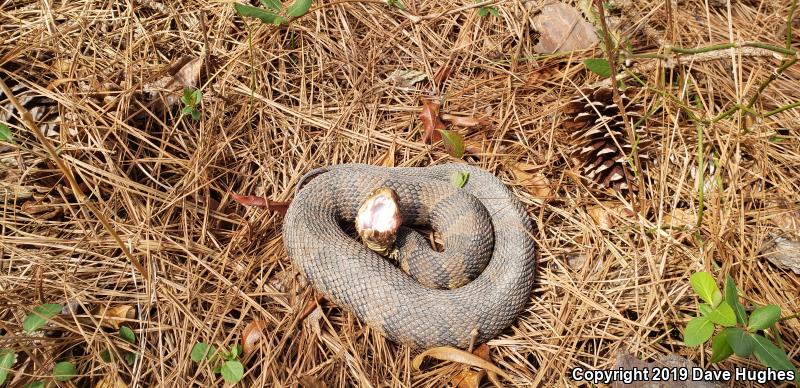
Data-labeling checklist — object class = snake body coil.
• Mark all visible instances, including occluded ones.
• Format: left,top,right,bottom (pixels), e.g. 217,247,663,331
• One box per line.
282,164,536,349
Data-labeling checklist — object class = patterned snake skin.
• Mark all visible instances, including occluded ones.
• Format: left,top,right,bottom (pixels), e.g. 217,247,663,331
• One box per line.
282,164,536,349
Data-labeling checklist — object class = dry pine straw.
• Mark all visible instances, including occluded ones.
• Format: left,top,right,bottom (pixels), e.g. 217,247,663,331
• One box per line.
0,0,799,386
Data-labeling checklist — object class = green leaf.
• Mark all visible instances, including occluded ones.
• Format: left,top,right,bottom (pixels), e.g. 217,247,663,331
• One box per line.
230,343,242,359
181,88,194,106
751,334,797,376
285,0,312,17
23,303,62,333
0,348,15,385
437,129,465,158
260,0,282,11
710,331,733,363
583,58,611,78
488,7,499,16
53,361,77,381
723,327,754,357
124,352,136,365
711,289,723,307
698,303,712,316
386,0,404,9
234,3,286,24
220,360,244,383
100,349,112,363
706,302,736,327
451,171,470,188
181,106,194,115
190,342,217,362
190,109,200,121
683,316,714,347
191,89,202,105
690,272,720,306
119,326,136,344
23,382,45,388
477,6,488,17
724,275,747,325
0,123,11,142
748,305,781,332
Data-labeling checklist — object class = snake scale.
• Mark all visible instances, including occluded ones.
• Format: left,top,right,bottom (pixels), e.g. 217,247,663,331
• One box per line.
282,163,536,349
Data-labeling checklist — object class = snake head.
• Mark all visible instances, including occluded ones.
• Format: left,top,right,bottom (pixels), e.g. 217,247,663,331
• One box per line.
355,187,401,255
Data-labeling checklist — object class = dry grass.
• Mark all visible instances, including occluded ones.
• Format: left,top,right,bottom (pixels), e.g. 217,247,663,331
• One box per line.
1,0,799,386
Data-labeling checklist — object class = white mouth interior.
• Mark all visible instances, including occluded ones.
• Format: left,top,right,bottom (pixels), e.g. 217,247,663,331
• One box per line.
356,195,400,232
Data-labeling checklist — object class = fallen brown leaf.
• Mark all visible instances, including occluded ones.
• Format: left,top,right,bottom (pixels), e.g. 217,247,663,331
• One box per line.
298,375,328,388
588,202,635,229
373,142,396,167
526,66,559,86
440,113,489,128
509,163,551,198
241,320,268,356
761,234,800,275
419,98,446,143
142,56,203,107
386,69,428,88
231,192,290,214
412,346,511,382
433,62,454,85
531,2,598,54
95,372,128,388
663,208,695,229
91,305,136,330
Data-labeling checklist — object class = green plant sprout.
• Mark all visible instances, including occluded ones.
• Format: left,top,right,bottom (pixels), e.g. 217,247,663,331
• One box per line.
181,88,202,121
191,342,245,384
684,272,798,385
234,0,312,26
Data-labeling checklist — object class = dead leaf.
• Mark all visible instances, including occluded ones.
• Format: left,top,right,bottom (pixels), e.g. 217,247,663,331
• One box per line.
764,198,800,237
508,163,551,198
387,69,428,87
452,368,483,388
142,57,203,107
91,305,136,330
231,192,290,214
531,2,598,54
526,66,559,86
242,320,268,356
433,62,454,85
373,142,396,167
298,375,328,388
303,306,324,337
761,234,800,275
663,208,695,229
450,343,502,388
441,114,489,128
412,346,511,382
94,372,128,388
299,292,324,323
588,203,635,229
419,98,446,143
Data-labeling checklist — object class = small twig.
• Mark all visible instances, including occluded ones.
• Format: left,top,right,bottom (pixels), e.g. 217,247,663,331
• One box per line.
0,75,148,279
764,99,800,117
787,0,797,49
695,123,705,229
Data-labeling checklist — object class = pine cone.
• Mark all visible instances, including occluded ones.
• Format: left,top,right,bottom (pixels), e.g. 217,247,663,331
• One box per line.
563,87,649,193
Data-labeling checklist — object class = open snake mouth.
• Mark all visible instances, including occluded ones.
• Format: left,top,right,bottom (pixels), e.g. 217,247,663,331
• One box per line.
355,187,402,254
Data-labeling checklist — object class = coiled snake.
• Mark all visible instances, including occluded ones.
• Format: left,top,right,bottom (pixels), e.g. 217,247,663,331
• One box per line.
282,164,536,349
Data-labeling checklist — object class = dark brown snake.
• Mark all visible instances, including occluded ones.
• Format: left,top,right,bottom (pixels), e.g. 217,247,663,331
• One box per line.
282,164,536,349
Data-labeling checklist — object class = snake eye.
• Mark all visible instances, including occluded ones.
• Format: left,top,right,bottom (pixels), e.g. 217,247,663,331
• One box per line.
355,187,401,255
